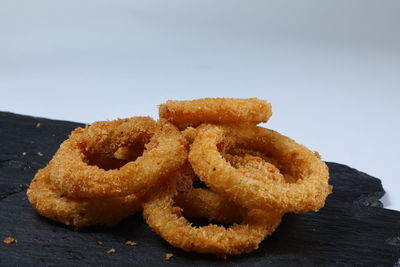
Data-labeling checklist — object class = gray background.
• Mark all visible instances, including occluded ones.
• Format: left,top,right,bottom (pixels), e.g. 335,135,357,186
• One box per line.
1,0,399,210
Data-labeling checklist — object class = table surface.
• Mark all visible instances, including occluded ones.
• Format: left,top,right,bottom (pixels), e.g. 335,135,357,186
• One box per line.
1,0,399,211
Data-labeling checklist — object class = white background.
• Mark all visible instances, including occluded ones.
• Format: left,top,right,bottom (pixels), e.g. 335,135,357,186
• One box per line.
1,0,399,210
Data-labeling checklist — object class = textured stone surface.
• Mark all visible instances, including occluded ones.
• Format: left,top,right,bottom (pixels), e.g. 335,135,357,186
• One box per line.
0,111,399,266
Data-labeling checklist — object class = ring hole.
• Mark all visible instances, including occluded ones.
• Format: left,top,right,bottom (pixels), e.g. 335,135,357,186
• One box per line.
183,216,234,228
114,143,146,161
172,201,238,228
85,143,146,170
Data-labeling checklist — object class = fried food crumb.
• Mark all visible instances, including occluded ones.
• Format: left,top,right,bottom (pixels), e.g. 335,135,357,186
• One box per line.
217,254,227,260
36,122,41,128
125,241,137,246
3,237,16,244
106,248,116,254
22,152,27,156
37,152,43,157
165,253,174,261
97,241,103,245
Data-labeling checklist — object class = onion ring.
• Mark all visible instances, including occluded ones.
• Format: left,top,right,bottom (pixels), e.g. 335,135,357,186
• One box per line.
189,123,332,213
159,98,272,129
27,166,142,228
176,151,282,224
50,118,188,198
143,172,282,256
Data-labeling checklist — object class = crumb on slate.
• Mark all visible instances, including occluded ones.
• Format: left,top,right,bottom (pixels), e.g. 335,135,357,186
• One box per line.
22,152,27,156
36,122,41,128
97,241,103,245
125,241,137,246
37,152,43,156
3,237,16,244
165,253,174,261
107,248,116,254
216,254,227,260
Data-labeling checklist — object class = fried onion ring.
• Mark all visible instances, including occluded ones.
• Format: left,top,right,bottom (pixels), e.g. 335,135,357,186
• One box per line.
143,173,282,256
159,98,272,129
189,124,332,213
27,166,142,228
176,152,281,224
50,118,188,198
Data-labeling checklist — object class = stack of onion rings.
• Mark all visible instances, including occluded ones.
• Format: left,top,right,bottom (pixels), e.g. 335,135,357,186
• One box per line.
28,116,188,227
27,97,331,257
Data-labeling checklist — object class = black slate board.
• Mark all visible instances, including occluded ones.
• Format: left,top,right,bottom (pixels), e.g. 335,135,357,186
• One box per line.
0,111,399,266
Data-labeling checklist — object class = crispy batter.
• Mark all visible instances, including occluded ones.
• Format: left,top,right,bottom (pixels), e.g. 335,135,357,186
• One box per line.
49,118,188,198
3,237,16,244
225,148,300,183
174,154,282,224
181,126,197,144
226,147,282,169
27,166,143,228
143,173,282,256
159,98,272,129
106,248,116,254
175,188,246,224
175,152,285,224
125,241,137,246
224,154,285,183
189,124,332,213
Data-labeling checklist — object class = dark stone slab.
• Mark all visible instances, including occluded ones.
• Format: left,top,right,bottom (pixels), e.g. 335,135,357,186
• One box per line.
0,111,399,266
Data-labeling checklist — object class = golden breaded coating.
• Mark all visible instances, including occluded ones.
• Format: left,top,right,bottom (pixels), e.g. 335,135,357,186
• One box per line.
159,98,272,129
175,188,247,224
175,151,284,224
181,126,197,144
143,174,282,256
189,124,332,213
49,118,188,198
27,166,142,228
224,153,285,183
